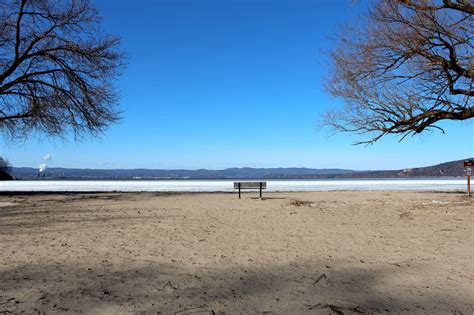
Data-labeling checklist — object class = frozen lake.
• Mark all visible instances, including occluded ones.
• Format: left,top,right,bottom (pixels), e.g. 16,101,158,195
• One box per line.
0,179,466,192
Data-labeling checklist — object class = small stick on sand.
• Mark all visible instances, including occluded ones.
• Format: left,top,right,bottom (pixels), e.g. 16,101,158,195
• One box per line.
312,273,327,285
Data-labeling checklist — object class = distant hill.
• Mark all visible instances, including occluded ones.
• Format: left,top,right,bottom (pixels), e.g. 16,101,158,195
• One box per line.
9,158,472,180
335,158,472,178
10,166,357,180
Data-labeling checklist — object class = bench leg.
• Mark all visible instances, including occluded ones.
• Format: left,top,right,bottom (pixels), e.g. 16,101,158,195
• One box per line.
238,184,241,199
259,183,262,199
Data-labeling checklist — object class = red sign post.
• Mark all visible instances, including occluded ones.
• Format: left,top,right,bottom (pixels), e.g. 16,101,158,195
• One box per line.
465,160,473,197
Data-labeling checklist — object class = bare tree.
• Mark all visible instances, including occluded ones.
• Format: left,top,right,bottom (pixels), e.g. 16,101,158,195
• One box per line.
0,156,12,179
0,0,124,139
325,0,473,144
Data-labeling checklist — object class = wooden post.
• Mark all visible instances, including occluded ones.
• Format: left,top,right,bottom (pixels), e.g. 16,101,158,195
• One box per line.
464,161,472,197
259,182,262,199
238,183,241,199
468,175,471,197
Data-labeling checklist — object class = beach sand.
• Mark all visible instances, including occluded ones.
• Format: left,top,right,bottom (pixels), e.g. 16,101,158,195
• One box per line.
0,190,472,314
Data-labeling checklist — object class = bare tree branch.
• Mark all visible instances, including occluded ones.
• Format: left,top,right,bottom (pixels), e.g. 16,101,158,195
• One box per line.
325,0,473,144
0,0,125,139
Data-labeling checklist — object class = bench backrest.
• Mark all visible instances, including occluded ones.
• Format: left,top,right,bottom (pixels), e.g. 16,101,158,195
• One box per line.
234,182,267,189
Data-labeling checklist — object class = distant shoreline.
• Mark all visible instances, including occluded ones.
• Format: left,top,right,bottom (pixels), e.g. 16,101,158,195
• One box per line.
10,157,472,180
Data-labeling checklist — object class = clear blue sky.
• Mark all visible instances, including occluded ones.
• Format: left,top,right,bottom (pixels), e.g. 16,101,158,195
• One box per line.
1,0,473,170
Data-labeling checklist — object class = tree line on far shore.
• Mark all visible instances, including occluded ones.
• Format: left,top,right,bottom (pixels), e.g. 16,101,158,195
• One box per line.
0,157,12,180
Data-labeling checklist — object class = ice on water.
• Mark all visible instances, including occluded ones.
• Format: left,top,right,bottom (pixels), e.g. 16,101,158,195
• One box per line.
0,179,466,192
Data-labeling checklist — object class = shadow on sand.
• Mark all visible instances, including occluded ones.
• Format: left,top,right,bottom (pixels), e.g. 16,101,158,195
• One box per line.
0,258,469,314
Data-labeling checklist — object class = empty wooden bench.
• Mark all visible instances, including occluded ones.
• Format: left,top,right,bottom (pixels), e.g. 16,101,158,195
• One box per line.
234,181,267,199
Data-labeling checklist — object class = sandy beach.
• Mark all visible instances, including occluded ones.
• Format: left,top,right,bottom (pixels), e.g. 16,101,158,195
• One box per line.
0,190,472,314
